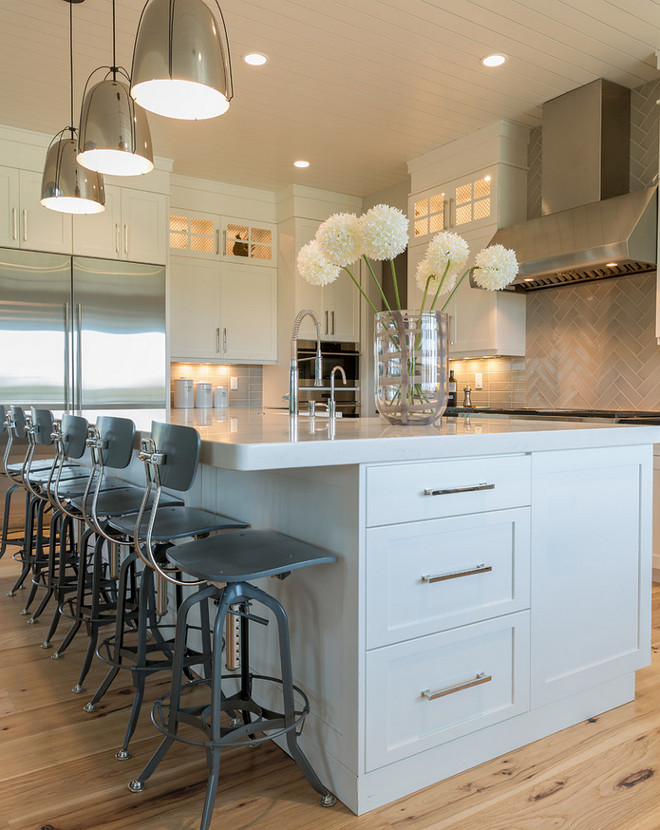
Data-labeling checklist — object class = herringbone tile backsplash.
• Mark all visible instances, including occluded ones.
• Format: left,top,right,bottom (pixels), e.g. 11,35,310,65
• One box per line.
514,273,660,411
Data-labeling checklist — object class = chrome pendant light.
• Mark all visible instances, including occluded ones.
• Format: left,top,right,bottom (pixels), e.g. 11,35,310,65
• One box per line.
42,0,105,214
77,0,153,176
130,0,234,120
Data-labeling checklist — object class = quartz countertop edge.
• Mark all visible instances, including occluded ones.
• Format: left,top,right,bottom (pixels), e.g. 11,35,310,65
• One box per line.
71,409,660,472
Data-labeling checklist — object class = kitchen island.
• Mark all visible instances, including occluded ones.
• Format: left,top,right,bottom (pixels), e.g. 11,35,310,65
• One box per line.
119,410,659,814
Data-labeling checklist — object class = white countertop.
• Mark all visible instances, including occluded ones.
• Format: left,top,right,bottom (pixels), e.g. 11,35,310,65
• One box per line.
79,407,660,471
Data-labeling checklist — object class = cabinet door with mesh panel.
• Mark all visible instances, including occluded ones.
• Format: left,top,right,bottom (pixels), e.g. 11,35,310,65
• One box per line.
221,218,276,266
169,210,220,259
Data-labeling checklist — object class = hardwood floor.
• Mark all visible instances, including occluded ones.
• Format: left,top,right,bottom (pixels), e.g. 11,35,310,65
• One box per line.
1,550,659,830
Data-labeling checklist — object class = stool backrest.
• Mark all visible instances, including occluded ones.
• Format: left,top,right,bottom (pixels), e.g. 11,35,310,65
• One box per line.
95,416,136,469
30,408,55,446
150,421,201,492
61,414,89,460
10,405,27,439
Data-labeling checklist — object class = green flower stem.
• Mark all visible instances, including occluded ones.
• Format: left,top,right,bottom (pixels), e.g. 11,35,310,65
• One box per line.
439,266,478,313
363,255,393,312
343,266,379,316
429,261,452,311
390,259,402,310
420,276,433,313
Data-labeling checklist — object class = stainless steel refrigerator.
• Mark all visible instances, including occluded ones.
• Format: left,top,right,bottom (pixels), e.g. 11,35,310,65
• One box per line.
0,248,166,409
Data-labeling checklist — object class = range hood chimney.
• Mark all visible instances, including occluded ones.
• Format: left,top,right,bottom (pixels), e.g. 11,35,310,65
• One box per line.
488,79,658,291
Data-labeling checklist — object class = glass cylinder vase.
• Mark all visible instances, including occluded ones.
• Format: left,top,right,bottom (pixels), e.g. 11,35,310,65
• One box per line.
374,310,449,425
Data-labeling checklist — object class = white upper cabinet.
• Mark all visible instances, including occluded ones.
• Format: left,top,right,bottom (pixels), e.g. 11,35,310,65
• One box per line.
72,184,167,264
219,262,276,361
407,122,529,358
169,254,276,364
0,165,72,253
294,218,360,343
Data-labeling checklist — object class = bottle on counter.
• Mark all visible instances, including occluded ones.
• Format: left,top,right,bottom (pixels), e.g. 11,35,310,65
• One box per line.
447,370,457,407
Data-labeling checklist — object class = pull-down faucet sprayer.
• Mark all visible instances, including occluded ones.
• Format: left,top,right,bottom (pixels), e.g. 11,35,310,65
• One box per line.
289,309,323,415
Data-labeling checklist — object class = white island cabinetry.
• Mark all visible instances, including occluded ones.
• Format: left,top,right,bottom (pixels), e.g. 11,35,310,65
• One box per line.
131,412,655,815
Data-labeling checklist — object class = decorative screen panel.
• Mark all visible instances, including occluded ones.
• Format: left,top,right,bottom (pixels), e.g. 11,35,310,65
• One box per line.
412,193,445,238
169,214,216,253
225,222,273,261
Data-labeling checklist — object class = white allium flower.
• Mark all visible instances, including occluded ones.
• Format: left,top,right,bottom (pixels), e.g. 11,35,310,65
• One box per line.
359,204,409,261
415,257,458,296
423,231,470,278
473,244,519,290
297,240,341,287
316,213,362,267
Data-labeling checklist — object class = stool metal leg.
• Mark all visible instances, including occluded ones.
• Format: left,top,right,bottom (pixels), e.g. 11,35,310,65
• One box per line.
0,483,20,559
199,588,232,830
28,508,62,623
129,583,217,794
245,582,336,807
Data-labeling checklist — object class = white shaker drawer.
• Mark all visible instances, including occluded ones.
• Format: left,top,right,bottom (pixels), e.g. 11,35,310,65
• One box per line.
365,454,531,527
365,612,530,771
366,508,530,648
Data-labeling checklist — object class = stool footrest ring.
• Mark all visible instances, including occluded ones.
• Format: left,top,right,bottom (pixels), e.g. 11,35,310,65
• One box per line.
150,674,311,750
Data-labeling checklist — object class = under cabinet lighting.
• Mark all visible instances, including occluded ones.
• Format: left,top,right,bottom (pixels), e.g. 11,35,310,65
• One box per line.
294,160,310,168
606,262,617,267
481,54,507,67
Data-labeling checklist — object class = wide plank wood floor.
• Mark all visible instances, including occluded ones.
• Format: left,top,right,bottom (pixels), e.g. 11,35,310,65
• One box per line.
1,549,660,830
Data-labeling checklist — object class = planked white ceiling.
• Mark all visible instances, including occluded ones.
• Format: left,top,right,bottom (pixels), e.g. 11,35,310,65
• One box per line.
1,0,660,197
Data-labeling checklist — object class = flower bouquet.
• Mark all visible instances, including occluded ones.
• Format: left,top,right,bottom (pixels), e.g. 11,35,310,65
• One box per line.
297,204,519,424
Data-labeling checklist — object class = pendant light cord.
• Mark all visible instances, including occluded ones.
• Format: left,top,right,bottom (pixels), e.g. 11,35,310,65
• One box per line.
68,1,75,136
111,0,117,80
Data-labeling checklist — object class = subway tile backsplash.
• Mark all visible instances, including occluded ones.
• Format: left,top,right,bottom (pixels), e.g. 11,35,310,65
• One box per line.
171,363,263,408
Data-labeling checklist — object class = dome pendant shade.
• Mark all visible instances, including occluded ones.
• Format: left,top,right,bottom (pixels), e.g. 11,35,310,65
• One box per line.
131,0,234,120
41,135,105,214
78,78,154,175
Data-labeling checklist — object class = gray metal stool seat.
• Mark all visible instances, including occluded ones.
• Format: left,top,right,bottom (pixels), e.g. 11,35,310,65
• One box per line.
84,420,248,761
127,422,337,830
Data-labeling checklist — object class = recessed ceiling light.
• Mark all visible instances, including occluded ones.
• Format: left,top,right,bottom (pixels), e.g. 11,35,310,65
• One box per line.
481,54,507,67
244,52,267,66
294,160,310,168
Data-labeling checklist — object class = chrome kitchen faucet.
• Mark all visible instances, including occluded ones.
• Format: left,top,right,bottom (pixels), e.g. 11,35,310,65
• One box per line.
288,309,323,416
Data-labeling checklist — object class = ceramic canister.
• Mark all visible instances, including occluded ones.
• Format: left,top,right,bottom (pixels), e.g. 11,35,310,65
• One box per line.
173,378,195,408
195,382,213,409
214,386,228,408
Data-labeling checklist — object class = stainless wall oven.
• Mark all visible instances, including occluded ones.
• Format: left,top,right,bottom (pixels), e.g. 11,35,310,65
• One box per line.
296,340,360,417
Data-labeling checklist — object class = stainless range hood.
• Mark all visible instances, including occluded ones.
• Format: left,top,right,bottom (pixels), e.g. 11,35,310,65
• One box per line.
488,79,658,291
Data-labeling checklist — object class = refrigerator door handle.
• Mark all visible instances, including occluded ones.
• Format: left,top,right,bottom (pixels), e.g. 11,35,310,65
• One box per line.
75,304,83,410
64,302,72,411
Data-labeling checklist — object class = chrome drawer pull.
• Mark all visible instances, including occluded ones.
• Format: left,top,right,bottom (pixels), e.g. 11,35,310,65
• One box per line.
422,672,492,701
422,564,492,583
424,482,495,496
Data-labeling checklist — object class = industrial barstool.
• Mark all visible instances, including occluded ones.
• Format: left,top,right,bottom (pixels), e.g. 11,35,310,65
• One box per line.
0,404,59,563
33,412,128,634
53,416,181,693
127,422,337,830
84,420,248,760
3,406,87,601
18,408,91,618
